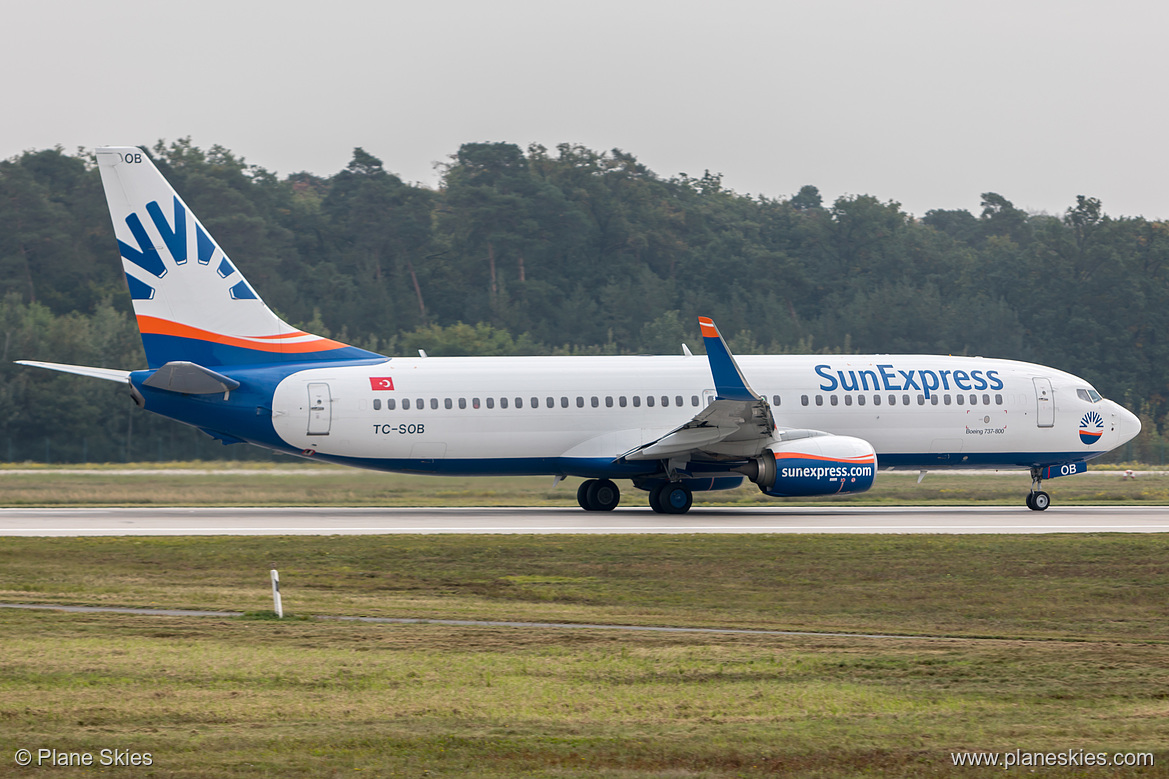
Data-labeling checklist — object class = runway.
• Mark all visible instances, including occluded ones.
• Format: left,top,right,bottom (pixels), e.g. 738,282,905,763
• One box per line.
0,505,1167,535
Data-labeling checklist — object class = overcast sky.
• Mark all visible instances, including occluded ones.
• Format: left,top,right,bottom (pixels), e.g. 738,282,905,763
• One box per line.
4,0,1167,218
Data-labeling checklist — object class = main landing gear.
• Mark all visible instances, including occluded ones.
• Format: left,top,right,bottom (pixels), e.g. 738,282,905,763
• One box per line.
576,479,695,514
576,479,620,511
1026,466,1051,511
648,481,693,514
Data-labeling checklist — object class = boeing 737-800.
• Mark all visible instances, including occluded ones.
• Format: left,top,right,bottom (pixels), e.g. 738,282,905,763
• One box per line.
17,147,1141,513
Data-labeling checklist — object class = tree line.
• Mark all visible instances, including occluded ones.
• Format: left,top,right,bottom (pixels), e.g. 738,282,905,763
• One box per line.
1,139,1165,463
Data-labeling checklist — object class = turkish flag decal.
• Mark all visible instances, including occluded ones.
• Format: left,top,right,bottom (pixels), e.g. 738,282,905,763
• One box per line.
369,377,394,391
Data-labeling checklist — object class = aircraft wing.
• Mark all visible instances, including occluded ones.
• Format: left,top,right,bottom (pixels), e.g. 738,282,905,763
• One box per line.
622,317,775,461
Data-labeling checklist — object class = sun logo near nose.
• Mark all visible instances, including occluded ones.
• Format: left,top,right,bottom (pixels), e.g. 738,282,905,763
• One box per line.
1078,411,1104,445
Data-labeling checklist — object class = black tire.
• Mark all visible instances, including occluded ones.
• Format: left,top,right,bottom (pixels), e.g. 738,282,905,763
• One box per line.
648,483,666,513
577,479,597,511
659,482,693,514
587,479,620,511
1032,491,1050,511
1025,492,1035,510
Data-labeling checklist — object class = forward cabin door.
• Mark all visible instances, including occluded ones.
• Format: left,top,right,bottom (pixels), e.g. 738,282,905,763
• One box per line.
1033,378,1055,428
307,382,332,435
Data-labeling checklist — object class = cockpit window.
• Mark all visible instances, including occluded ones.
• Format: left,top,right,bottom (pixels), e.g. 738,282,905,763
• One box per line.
1077,388,1102,403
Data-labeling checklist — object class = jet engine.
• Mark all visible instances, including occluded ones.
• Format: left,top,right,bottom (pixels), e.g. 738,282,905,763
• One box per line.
735,432,877,497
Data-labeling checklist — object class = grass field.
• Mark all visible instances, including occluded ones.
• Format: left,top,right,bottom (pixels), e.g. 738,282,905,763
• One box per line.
1,534,1167,776
0,461,1166,507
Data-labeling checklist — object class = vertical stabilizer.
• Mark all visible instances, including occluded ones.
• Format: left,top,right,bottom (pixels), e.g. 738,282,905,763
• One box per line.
96,147,381,368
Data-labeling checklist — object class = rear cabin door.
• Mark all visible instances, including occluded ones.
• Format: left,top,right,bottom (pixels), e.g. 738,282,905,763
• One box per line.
307,382,332,435
1033,377,1055,428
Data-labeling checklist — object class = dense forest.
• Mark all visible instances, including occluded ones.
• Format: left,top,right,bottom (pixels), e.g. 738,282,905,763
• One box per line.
1,139,1166,463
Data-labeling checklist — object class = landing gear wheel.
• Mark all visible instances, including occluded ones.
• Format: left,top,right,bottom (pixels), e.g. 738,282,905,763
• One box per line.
586,479,620,511
648,484,665,513
1026,466,1051,511
653,482,693,514
577,480,596,511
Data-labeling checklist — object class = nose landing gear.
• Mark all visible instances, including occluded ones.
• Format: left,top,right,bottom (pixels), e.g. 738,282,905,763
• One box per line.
1026,467,1051,511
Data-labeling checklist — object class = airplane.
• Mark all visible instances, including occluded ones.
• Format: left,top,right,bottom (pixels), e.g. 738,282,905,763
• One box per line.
16,147,1141,513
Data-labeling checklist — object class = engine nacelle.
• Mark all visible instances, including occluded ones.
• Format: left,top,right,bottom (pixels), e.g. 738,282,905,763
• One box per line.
736,434,877,497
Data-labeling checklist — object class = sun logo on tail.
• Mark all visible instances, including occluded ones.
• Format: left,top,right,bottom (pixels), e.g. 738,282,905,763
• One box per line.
1078,411,1104,445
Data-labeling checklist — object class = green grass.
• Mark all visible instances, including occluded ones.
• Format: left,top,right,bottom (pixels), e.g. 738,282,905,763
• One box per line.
1,534,1167,776
0,463,1167,506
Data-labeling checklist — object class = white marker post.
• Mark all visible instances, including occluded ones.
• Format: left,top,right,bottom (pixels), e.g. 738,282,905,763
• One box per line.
270,569,283,618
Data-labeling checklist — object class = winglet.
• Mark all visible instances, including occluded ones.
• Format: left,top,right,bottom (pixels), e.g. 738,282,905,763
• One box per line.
698,317,761,402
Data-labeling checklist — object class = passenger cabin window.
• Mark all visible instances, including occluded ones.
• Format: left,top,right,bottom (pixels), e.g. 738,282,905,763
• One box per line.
969,394,977,405
403,399,411,410
605,396,613,408
416,398,424,409
444,398,452,409
473,398,480,409
500,397,508,409
591,396,599,408
387,399,396,410
486,397,495,409
647,396,655,407
956,394,964,406
931,396,939,405
982,394,990,405
515,397,523,409
691,395,699,406
676,396,683,407
902,394,909,405
801,394,809,406
633,396,641,408
660,396,669,407
546,397,554,408
531,397,538,408
772,395,781,406
917,394,925,405
844,395,852,406
373,399,381,410
858,395,866,406
943,395,952,405
995,394,1003,405
873,394,881,406
430,398,439,409
561,397,569,408
620,396,628,407
815,395,823,406
830,395,839,406
576,397,584,408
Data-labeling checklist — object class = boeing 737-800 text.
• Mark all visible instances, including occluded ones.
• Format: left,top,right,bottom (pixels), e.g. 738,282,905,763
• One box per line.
17,147,1141,513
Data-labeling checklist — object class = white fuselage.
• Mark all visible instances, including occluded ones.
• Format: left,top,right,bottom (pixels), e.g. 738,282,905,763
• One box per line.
269,353,1138,475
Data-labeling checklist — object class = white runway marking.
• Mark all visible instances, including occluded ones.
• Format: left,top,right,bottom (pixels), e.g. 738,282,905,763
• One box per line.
0,506,1166,535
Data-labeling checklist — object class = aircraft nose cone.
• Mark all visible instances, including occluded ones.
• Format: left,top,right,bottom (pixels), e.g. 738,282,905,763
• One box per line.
1117,403,1141,445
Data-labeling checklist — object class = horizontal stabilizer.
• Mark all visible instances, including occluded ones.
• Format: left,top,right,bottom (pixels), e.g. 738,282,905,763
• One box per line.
143,361,241,394
14,360,130,383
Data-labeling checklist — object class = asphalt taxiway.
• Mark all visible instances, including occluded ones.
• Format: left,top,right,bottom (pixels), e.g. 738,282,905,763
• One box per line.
0,505,1166,536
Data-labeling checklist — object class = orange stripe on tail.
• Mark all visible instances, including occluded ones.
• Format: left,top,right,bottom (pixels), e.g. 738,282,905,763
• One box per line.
137,316,349,354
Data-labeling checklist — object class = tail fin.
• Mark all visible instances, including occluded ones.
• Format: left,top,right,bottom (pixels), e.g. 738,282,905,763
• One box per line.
97,146,381,369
